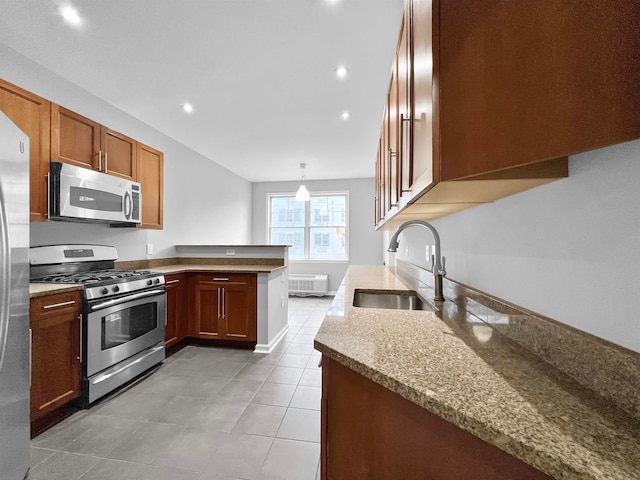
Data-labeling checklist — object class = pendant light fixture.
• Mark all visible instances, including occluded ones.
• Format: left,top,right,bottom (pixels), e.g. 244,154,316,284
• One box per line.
295,163,311,201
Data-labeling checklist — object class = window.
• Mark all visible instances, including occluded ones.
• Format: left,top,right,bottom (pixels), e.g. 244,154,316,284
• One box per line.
268,192,348,260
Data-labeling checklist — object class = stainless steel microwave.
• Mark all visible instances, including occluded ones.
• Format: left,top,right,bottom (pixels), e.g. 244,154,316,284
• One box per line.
49,161,141,225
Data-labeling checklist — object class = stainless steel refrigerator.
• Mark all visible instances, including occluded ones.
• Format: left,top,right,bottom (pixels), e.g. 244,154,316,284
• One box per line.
0,111,30,479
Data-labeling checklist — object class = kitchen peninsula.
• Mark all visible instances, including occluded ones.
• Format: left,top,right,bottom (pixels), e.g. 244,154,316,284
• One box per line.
119,245,290,354
29,245,290,353
314,265,640,479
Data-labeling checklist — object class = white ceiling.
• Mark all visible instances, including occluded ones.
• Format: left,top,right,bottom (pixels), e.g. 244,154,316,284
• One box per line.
0,0,404,182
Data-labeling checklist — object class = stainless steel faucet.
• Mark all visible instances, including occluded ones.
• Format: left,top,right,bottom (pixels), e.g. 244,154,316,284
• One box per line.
387,220,447,301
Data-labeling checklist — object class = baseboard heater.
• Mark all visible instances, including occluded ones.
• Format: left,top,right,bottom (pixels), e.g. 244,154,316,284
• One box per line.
289,274,329,297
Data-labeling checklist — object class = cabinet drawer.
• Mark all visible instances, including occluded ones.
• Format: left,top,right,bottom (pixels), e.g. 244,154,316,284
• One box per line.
30,291,82,319
164,274,183,285
195,273,254,285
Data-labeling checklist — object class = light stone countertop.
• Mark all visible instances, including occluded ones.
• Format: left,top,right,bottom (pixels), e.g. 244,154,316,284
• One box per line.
314,265,640,480
148,264,286,275
29,283,83,298
29,264,285,298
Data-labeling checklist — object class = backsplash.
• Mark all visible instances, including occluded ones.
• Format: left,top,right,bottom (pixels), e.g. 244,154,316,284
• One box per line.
395,259,640,419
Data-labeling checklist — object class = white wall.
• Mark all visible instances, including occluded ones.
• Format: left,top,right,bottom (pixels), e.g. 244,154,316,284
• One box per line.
1,45,252,259
394,138,640,353
252,178,383,292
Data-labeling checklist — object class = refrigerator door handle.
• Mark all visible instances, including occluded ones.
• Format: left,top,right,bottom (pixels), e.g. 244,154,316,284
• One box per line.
0,181,11,372
29,329,32,388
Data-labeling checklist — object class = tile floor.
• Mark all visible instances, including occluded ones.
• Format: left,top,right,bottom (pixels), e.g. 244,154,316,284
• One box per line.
29,296,333,480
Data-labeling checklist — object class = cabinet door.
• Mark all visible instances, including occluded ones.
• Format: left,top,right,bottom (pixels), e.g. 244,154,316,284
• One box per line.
438,0,640,180
165,274,186,347
410,0,437,189
222,281,257,342
30,292,82,421
0,79,51,221
51,104,101,171
102,127,137,181
194,274,257,342
137,142,164,229
397,11,412,197
387,74,400,210
195,283,223,339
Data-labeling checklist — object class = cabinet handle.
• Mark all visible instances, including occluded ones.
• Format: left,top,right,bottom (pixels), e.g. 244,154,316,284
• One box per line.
45,173,50,219
222,288,226,319
98,150,102,171
389,148,399,207
104,152,108,173
213,277,229,281
29,328,32,388
43,300,76,309
217,287,221,319
400,114,412,193
78,314,82,362
165,279,180,285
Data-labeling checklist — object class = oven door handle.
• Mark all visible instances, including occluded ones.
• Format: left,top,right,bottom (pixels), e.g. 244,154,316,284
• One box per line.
90,289,165,311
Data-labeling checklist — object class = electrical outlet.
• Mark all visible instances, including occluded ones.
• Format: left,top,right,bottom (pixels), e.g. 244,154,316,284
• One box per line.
146,243,153,255
226,249,235,256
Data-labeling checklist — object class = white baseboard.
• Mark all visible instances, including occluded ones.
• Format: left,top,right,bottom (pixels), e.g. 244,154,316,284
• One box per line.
254,324,290,354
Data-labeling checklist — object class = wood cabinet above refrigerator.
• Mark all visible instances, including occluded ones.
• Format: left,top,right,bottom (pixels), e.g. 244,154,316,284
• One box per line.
0,79,51,221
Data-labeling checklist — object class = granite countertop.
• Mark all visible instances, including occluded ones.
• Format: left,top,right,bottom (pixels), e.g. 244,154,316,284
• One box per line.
29,283,83,298
148,264,286,275
314,265,640,480
29,263,285,298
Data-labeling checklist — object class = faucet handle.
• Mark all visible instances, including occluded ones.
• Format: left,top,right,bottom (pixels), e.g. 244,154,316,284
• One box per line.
439,256,447,276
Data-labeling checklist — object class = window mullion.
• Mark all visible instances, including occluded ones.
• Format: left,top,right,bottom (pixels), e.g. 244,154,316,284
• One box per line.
305,197,311,259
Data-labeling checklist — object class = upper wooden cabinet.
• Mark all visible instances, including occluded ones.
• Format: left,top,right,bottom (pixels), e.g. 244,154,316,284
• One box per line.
137,142,164,229
437,0,640,181
376,0,640,229
0,78,165,227
0,79,51,221
51,104,138,181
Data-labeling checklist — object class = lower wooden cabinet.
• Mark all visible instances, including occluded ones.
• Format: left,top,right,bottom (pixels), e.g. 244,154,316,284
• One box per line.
165,273,187,348
321,357,552,480
30,291,82,422
193,273,257,342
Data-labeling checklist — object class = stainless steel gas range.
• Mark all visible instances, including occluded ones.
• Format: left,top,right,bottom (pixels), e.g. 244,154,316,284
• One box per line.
30,245,166,406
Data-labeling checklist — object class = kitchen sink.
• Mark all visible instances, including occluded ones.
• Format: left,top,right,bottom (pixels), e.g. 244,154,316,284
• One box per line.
352,289,436,311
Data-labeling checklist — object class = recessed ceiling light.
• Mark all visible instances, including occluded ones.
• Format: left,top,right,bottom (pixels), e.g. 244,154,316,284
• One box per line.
334,66,349,79
340,112,351,120
182,103,194,113
59,4,82,26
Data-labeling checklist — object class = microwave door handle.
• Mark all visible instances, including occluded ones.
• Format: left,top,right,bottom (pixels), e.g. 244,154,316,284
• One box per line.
90,289,165,311
123,191,132,220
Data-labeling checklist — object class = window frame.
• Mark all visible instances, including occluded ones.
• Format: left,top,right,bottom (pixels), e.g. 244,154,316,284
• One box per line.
267,190,349,262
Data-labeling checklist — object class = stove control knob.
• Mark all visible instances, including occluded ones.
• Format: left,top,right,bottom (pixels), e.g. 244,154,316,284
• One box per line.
147,279,153,286
101,288,109,295
112,285,120,293
154,278,160,284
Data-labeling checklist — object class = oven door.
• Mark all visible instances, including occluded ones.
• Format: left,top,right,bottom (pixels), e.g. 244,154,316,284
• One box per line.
85,288,165,378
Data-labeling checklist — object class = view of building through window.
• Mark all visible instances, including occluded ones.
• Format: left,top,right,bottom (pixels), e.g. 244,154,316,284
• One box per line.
269,193,348,260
